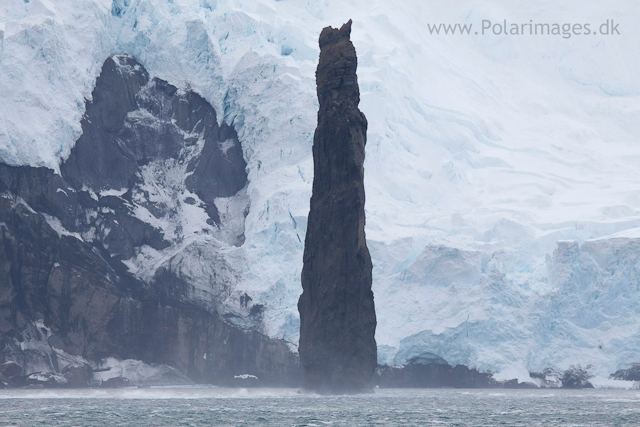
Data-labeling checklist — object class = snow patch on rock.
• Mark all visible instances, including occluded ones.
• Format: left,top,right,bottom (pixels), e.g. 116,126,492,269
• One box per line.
93,357,193,386
41,213,84,242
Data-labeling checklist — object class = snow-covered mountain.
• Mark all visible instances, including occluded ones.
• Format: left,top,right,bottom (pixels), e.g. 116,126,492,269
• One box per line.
2,0,640,384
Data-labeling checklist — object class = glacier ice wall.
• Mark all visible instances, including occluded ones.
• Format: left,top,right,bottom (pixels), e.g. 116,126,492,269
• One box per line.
2,0,640,380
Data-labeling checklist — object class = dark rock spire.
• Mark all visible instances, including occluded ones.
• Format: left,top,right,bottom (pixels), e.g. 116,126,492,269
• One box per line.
298,20,377,394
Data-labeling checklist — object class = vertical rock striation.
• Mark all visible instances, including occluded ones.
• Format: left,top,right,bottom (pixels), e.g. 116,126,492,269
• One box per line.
298,20,377,393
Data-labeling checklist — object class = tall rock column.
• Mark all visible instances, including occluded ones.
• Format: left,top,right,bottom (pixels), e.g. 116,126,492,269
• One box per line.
298,20,377,393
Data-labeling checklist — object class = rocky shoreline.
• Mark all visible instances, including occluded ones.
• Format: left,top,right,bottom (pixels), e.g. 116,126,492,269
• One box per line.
2,349,634,390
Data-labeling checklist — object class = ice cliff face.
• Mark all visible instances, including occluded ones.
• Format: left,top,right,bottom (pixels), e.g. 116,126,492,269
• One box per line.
2,0,640,383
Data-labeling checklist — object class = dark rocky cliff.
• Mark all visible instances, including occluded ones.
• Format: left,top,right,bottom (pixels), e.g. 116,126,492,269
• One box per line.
0,55,301,388
298,20,377,393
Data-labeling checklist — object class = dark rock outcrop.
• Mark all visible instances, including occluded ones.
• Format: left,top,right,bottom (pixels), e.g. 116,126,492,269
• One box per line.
61,55,247,228
298,20,377,393
0,168,301,387
612,363,640,381
0,55,301,387
376,354,495,389
560,365,594,389
376,353,539,389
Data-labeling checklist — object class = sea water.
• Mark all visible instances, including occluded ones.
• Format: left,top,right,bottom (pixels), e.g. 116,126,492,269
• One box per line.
0,387,639,426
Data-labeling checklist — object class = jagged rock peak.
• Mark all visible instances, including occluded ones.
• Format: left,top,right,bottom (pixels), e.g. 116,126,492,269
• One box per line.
316,19,360,107
318,19,352,48
298,20,377,394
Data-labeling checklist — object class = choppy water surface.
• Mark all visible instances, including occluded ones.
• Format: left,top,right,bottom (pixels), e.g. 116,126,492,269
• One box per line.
0,387,639,426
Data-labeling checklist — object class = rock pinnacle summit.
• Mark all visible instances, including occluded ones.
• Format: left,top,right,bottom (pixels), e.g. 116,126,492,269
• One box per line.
298,20,377,394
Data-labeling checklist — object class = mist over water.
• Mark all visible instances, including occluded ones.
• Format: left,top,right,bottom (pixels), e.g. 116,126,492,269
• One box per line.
1,387,640,426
